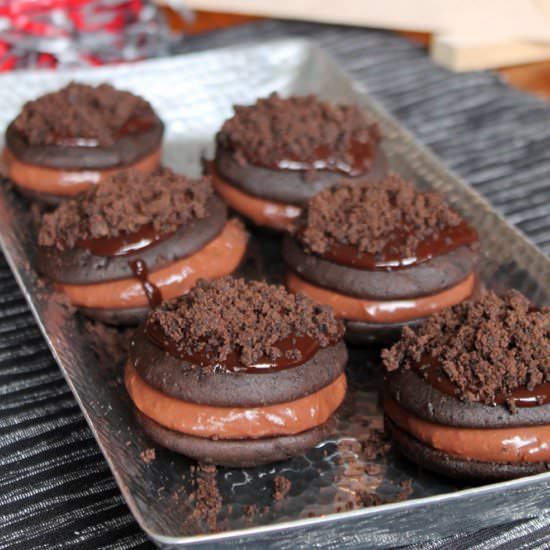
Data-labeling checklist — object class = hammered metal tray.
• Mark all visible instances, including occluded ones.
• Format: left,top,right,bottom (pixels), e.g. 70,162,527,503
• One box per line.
0,39,549,549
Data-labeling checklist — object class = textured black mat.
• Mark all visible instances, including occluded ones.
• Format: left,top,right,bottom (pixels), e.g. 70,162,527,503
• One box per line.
1,20,550,549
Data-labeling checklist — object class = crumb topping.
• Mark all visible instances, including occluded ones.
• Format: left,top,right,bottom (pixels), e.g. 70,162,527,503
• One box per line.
382,290,550,409
147,277,343,367
13,82,156,147
298,175,463,257
38,167,213,250
217,93,380,170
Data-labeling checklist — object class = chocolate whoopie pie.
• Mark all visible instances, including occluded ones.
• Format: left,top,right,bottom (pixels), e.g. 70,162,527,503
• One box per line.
282,175,479,344
208,93,387,231
37,168,247,325
4,82,163,204
125,277,348,467
383,290,550,480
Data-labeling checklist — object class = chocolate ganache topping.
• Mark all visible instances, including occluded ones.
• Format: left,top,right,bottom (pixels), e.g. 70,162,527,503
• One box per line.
216,93,381,176
296,175,478,270
382,290,550,411
12,82,156,147
128,259,163,308
38,167,214,255
146,277,344,373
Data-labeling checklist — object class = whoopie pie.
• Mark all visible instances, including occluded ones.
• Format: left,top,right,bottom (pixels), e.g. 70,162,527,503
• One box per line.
208,93,386,232
126,277,348,467
37,168,247,325
383,290,550,480
4,82,163,204
283,175,479,343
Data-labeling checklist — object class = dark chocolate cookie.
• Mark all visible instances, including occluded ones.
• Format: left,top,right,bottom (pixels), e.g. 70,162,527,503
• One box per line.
283,236,477,300
136,408,334,467
214,145,387,205
385,371,550,428
78,305,150,326
5,115,164,170
345,318,424,345
15,186,68,207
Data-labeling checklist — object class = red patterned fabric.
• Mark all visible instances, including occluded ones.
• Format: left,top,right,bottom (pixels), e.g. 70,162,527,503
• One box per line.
0,0,168,70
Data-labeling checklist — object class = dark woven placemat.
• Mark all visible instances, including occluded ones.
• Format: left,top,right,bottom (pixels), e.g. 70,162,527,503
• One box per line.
1,20,550,549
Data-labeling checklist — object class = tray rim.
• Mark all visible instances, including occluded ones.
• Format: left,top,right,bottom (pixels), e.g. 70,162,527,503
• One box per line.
0,37,549,547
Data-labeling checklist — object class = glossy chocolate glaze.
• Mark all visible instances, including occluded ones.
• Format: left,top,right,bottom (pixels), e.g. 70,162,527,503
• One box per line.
415,355,550,408
129,259,162,308
114,114,157,139
146,319,322,374
52,113,156,147
318,221,478,271
76,224,171,257
253,140,375,176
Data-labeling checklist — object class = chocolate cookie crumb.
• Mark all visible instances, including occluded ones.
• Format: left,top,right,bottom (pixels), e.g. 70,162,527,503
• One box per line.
148,277,343,367
193,477,221,531
82,320,133,368
243,504,258,523
198,463,217,475
186,465,221,531
298,175,463,258
42,289,76,317
361,427,391,461
397,479,413,500
382,290,550,409
272,476,291,502
39,167,213,250
14,82,155,147
245,505,268,518
356,492,387,507
140,448,156,464
217,93,380,170
357,479,412,508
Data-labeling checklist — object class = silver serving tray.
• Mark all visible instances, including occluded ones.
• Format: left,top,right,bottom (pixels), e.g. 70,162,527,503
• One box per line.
0,39,549,549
